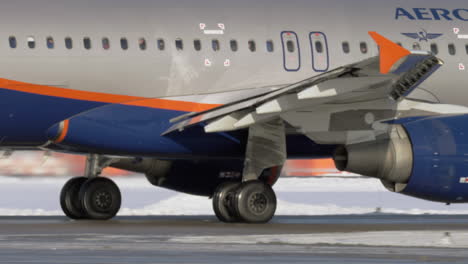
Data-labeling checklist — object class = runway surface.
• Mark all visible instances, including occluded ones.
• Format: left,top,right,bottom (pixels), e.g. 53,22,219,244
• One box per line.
2,176,468,263
1,215,468,264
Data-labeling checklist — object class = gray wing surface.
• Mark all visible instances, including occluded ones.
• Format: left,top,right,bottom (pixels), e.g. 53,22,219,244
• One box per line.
164,51,443,135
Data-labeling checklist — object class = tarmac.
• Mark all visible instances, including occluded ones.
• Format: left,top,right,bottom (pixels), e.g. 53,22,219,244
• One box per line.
1,215,468,263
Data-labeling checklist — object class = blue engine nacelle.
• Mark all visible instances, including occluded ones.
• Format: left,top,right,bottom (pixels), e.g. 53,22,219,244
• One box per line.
334,115,468,203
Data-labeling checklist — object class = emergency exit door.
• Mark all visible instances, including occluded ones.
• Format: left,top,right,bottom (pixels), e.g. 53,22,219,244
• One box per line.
281,31,301,72
310,32,329,72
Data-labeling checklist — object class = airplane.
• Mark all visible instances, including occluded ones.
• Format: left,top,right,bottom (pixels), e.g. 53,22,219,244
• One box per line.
1,0,468,223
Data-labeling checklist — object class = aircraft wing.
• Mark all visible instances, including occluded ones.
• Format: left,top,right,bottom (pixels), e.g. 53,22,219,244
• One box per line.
163,32,444,138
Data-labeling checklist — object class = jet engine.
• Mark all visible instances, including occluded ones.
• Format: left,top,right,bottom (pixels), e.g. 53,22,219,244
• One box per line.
334,115,468,203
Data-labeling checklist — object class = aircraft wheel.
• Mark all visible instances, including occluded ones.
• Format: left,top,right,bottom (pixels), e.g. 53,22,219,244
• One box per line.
79,177,121,220
60,177,88,220
212,182,241,223
233,181,277,224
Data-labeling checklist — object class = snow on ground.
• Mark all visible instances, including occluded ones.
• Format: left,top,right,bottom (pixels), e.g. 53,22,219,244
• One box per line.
168,231,468,248
0,209,62,216
1,176,468,216
119,193,468,216
273,177,385,192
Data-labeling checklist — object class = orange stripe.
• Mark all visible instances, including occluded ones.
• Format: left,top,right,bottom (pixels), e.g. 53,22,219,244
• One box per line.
0,78,143,103
0,78,220,112
123,99,220,112
55,120,69,143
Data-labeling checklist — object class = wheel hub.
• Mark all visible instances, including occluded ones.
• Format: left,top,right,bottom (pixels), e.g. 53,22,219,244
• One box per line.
248,192,268,215
94,190,112,210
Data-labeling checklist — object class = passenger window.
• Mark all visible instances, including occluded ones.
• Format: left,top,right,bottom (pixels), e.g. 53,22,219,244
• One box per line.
212,39,220,51
102,38,110,50
230,40,238,52
83,37,91,50
65,37,73,49
157,39,165,50
286,40,295,53
175,39,183,51
342,42,350,54
194,39,201,51
412,42,421,50
448,43,456,55
465,44,468,55
266,40,274,52
248,40,256,52
360,42,368,54
120,38,128,50
139,38,147,50
46,37,54,49
315,41,324,53
396,42,403,47
9,36,16,49
430,43,439,55
27,36,35,49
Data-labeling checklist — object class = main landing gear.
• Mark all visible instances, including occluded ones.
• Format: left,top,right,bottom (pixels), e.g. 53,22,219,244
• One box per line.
60,155,121,220
59,118,286,223
212,180,277,223
213,119,286,224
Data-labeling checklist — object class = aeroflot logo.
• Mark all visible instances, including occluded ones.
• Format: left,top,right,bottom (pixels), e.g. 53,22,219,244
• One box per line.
396,8,468,21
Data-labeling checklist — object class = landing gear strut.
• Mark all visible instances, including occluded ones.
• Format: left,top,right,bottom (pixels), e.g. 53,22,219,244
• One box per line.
60,154,121,220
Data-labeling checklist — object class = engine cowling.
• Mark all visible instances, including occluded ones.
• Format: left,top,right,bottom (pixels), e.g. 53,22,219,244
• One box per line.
334,115,468,203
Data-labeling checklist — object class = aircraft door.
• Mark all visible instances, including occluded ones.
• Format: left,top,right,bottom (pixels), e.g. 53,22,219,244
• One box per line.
309,32,329,72
281,31,301,71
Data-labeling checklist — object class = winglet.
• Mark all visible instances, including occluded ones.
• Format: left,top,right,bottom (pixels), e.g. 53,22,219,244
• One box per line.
369,32,411,74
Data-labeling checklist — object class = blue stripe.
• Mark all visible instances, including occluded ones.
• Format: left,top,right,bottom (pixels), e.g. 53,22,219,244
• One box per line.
0,88,106,146
1,88,336,158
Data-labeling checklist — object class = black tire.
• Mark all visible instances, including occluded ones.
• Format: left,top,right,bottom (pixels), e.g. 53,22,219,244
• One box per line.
212,182,241,223
79,177,121,220
233,181,277,224
60,177,88,220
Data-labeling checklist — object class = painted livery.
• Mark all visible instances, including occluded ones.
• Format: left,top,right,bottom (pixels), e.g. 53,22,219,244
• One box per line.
395,8,468,21
2,0,468,223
